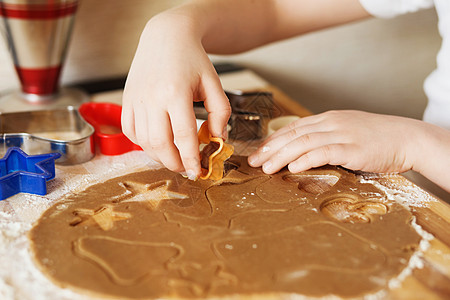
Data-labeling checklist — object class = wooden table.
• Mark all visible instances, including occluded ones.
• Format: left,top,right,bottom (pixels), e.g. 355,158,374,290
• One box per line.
1,69,449,299
87,69,450,299
252,76,450,300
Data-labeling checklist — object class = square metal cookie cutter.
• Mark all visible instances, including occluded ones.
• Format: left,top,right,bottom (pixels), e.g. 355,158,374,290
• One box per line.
0,107,95,165
194,91,280,140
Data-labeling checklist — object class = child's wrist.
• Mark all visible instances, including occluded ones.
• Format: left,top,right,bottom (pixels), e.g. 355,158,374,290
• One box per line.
407,123,428,174
145,10,203,41
409,122,447,175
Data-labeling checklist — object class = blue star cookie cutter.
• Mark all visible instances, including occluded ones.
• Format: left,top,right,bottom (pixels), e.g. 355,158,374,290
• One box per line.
0,147,61,200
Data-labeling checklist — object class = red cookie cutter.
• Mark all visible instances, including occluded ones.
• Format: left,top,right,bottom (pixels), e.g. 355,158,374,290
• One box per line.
79,102,142,155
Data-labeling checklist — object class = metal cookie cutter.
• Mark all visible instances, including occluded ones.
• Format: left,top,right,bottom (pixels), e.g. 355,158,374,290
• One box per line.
79,102,142,155
0,147,60,200
0,107,95,165
194,91,280,140
227,91,281,140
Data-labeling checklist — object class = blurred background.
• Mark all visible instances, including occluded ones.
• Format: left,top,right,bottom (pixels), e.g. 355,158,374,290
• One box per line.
0,0,446,201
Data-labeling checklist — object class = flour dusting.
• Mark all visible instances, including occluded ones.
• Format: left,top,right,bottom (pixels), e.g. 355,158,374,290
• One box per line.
359,173,437,208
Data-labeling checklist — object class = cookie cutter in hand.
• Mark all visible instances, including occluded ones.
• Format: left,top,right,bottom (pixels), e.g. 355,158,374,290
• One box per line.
79,102,142,155
0,147,60,200
198,121,234,181
0,107,95,165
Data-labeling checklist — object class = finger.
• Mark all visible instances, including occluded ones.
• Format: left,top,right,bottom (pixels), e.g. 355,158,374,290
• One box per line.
169,101,201,179
248,122,328,167
136,107,184,172
288,144,348,173
267,113,324,141
121,99,138,144
260,132,342,174
132,105,162,163
148,113,185,172
201,72,232,138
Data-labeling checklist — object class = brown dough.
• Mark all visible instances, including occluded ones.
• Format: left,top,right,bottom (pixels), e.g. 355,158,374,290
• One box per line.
29,156,421,299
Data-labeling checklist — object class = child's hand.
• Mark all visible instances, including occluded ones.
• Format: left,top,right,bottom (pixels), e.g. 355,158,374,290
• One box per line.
248,110,426,175
121,14,231,179
120,0,370,180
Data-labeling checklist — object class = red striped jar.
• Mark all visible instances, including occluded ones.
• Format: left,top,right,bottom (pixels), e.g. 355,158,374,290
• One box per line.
0,0,79,100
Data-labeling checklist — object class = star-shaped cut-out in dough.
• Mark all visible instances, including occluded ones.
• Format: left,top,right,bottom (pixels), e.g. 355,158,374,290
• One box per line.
70,205,131,231
119,180,189,210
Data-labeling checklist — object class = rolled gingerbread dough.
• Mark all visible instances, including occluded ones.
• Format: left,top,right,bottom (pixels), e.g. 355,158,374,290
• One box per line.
29,156,422,299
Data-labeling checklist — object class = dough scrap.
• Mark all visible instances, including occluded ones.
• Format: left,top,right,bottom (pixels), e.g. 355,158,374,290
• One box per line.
29,156,422,299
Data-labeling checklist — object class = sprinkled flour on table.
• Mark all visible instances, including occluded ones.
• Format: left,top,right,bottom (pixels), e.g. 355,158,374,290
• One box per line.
359,172,438,208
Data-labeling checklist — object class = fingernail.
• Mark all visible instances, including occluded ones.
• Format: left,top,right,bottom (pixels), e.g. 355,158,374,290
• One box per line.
248,155,258,166
180,171,188,178
262,161,272,173
262,146,270,153
186,169,198,181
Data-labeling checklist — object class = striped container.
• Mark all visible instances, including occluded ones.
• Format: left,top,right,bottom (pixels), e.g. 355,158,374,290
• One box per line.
0,0,79,101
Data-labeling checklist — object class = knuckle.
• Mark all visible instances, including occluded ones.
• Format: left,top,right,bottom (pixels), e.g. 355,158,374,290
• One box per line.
286,128,298,140
150,139,170,151
209,101,232,120
304,151,315,163
140,141,152,151
298,152,315,170
322,110,339,121
163,83,187,101
220,99,232,112
135,133,150,148
164,83,178,98
297,134,313,147
303,146,333,169
323,111,345,128
173,127,195,140
142,149,158,162
317,145,337,167
324,110,339,117
222,103,232,118
320,145,332,159
287,120,297,131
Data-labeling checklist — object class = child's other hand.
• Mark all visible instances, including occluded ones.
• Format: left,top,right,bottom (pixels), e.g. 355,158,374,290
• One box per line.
121,15,231,179
248,110,424,174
